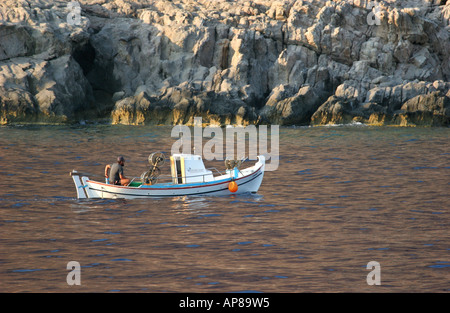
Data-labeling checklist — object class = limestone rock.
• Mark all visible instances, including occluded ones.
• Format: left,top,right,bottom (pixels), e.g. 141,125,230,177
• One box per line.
395,91,450,126
0,0,449,126
311,96,358,126
261,85,327,125
0,55,94,123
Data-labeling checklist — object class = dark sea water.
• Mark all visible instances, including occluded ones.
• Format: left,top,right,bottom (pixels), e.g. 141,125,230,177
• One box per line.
0,124,449,292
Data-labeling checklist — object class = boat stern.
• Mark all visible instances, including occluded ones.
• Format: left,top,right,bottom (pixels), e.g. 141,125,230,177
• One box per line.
70,170,90,199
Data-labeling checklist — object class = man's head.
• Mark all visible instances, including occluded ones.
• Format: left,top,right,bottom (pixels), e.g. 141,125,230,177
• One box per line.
117,156,125,166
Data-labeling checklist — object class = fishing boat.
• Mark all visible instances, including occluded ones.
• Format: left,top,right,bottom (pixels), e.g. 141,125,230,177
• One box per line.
70,152,265,199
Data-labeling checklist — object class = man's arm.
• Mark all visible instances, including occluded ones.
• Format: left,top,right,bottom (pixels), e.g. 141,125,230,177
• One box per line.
119,167,126,180
104,164,111,178
119,168,130,186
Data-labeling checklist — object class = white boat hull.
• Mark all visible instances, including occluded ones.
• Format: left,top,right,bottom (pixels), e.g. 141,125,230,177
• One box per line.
71,156,265,199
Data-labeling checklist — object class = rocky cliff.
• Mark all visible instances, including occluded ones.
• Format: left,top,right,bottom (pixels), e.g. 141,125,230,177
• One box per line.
1,0,449,126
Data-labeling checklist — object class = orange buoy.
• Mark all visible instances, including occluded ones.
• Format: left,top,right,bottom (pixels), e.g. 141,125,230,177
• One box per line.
228,181,238,193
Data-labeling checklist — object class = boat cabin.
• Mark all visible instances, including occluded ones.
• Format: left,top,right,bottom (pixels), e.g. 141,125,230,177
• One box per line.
170,154,214,184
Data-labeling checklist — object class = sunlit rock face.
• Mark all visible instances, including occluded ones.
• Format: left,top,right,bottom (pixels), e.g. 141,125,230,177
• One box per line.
1,0,449,126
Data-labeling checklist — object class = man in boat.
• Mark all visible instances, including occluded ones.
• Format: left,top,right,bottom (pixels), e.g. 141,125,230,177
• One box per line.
105,156,130,186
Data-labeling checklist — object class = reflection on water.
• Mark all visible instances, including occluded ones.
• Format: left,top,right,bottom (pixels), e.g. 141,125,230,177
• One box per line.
0,125,449,292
